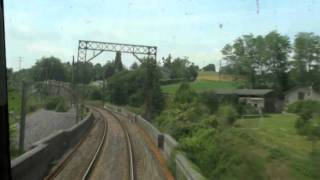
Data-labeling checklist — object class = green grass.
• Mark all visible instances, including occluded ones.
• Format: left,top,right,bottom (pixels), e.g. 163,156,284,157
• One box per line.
161,80,239,94
234,114,315,180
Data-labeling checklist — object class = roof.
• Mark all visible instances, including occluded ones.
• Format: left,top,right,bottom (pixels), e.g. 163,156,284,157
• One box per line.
214,89,274,96
284,86,312,94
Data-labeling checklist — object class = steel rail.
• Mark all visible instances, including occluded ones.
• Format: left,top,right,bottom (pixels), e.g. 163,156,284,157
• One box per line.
45,107,107,180
81,108,107,180
103,107,135,180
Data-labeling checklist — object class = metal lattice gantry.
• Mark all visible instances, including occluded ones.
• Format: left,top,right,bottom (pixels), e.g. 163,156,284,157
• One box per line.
77,40,157,62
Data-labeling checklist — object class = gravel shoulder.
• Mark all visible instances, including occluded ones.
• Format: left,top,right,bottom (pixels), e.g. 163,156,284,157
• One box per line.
23,108,76,150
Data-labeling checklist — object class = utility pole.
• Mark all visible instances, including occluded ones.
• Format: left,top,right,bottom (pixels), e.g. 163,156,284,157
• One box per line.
18,57,22,71
219,60,222,81
19,81,27,153
71,56,75,106
102,77,105,106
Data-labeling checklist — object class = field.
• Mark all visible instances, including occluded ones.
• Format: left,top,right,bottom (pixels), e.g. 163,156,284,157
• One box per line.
197,71,241,81
161,80,239,94
161,71,241,94
234,114,315,179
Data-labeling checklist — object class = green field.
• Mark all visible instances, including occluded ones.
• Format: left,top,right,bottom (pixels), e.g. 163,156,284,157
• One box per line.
161,71,243,94
234,114,315,179
197,71,243,81
161,80,240,94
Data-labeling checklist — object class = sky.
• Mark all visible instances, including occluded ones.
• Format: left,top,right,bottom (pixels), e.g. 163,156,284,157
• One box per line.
4,0,320,71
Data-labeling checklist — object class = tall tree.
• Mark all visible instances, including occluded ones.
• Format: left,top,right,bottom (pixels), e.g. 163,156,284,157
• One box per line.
292,32,320,86
31,56,67,82
104,61,115,79
114,51,123,73
264,31,291,91
202,64,216,72
221,31,291,91
142,58,164,119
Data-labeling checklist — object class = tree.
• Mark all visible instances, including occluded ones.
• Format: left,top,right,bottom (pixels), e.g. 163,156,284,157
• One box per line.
291,32,320,87
31,56,67,82
114,51,123,73
130,62,139,70
264,31,291,91
174,83,197,104
221,31,291,91
142,58,164,119
222,34,263,88
103,61,115,79
161,55,198,80
92,63,104,80
75,61,94,84
202,64,216,71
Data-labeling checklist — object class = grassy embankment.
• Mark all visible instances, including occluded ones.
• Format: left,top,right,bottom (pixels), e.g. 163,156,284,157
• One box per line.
230,114,315,179
161,71,242,94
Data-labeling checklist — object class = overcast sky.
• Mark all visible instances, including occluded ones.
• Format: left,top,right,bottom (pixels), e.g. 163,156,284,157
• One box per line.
4,0,320,71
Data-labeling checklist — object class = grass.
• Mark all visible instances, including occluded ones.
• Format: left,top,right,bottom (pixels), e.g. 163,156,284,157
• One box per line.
234,113,315,180
161,71,243,94
161,80,239,94
197,71,242,81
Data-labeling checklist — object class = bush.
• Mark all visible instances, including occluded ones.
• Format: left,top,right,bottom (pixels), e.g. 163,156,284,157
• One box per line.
89,87,102,100
217,104,239,125
128,91,144,107
238,103,259,115
160,78,187,85
45,96,68,112
199,91,219,113
174,83,197,105
55,98,68,112
287,100,320,115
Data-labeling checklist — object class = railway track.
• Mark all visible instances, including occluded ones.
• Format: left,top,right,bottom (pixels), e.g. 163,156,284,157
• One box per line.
81,107,108,180
45,106,136,180
45,107,107,180
102,107,136,180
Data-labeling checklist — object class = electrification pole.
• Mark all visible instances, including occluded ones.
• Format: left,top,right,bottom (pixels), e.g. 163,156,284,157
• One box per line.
18,81,27,153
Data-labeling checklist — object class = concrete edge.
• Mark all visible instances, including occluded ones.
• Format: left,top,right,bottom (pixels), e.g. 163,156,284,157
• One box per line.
11,111,94,180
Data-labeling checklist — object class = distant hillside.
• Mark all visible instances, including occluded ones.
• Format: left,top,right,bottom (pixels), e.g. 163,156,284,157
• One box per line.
161,80,240,94
161,71,243,94
197,71,243,81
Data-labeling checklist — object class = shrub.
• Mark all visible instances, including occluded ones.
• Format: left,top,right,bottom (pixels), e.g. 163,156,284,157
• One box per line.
128,91,144,107
160,78,187,85
199,91,219,113
89,87,102,100
45,96,68,112
287,100,320,115
217,104,239,125
174,83,197,104
55,98,68,112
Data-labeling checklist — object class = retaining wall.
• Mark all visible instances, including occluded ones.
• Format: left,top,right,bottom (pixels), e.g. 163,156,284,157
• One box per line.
104,104,205,180
11,113,94,180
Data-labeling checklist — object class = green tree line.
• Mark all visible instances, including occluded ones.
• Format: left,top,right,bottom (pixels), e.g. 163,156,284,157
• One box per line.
221,31,320,92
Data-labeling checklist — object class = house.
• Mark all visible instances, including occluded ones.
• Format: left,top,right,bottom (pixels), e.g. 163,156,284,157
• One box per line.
285,86,320,104
214,89,279,112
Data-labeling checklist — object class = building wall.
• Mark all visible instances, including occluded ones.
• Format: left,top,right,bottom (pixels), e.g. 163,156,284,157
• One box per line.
285,87,320,104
